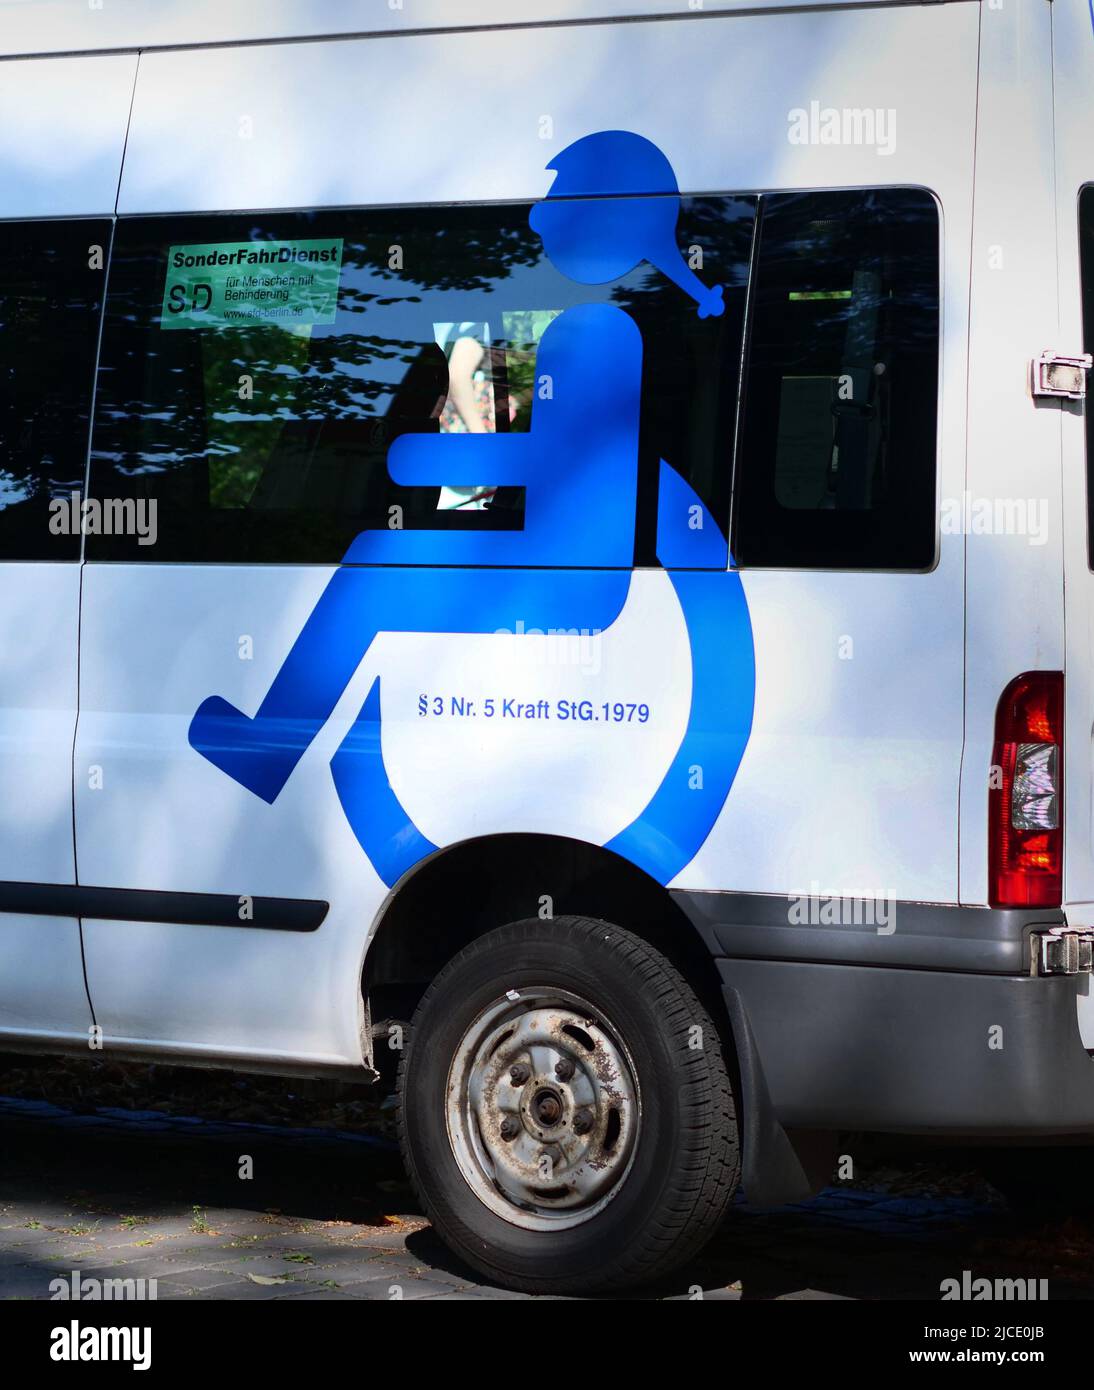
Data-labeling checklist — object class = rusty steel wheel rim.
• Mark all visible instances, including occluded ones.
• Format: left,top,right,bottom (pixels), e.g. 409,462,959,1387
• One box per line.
445,987,641,1231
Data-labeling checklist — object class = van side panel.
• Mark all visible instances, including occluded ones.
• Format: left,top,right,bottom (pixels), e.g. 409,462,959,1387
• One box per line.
118,8,977,214
1051,0,1094,1056
0,55,136,217
0,565,87,1040
77,5,976,1064
958,1,1062,906
0,55,133,1041
0,0,968,61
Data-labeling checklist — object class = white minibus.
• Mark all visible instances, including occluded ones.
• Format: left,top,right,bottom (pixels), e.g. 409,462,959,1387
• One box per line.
1,0,1093,1293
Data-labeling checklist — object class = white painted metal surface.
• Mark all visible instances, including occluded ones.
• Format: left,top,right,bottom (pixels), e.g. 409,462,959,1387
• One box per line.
0,53,135,217
0,567,87,1040
0,0,968,58
3,0,1084,1072
77,1,977,1061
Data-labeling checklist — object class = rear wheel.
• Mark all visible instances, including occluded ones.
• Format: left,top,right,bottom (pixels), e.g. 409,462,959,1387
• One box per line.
397,915,740,1293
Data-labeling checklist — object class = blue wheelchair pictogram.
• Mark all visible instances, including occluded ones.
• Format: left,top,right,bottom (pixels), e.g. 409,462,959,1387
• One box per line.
189,130,756,887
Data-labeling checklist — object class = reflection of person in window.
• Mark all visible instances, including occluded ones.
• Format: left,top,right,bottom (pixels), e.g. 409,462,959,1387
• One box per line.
436,322,518,511
436,322,493,510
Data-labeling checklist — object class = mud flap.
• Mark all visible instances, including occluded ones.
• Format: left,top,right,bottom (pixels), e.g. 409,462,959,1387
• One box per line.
721,982,832,1206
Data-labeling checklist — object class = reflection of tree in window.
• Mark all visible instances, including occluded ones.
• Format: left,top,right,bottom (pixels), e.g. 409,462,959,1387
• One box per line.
0,219,109,558
88,200,756,565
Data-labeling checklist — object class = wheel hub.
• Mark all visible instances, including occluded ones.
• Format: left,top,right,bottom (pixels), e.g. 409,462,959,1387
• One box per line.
530,1087,564,1128
446,990,640,1231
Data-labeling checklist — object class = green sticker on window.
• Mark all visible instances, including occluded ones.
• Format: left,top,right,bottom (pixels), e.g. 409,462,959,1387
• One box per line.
160,239,344,329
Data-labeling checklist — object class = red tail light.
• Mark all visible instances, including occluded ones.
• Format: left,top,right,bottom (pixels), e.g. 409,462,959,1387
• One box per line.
989,672,1063,908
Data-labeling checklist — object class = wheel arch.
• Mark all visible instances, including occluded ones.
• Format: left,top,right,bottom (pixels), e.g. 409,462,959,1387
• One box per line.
362,833,727,1035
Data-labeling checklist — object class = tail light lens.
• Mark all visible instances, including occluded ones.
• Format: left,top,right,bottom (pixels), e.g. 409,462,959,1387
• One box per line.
989,672,1063,908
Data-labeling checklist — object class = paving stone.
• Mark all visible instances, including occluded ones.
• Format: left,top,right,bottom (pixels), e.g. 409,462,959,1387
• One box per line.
775,1288,856,1300
337,1226,414,1247
336,1266,428,1294
416,1288,501,1300
150,1267,244,1291
453,1286,535,1300
35,1241,103,1260
19,1206,96,1227
197,1252,317,1277
0,1227,60,1248
190,1277,308,1299
277,1247,400,1271
79,1253,235,1280
277,1288,363,1300
80,1228,182,1251
2,1086,1083,1303
13,1269,80,1297
392,1279,484,1299
336,1276,464,1300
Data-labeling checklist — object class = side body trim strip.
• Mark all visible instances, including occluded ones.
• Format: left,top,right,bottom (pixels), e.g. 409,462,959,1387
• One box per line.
673,888,1065,974
0,882,327,932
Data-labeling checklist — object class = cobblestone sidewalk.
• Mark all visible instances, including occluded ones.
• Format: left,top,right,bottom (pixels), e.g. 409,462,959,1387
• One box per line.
2,1094,1092,1301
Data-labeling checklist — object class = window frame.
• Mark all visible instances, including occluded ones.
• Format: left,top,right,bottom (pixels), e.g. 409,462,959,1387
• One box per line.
0,186,942,574
728,183,944,576
1078,183,1094,572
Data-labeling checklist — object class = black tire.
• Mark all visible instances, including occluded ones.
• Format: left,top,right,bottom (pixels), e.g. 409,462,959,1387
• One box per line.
397,915,740,1294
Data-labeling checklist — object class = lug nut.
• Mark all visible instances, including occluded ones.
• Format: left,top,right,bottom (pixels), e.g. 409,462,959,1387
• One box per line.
509,1063,531,1085
554,1058,575,1081
499,1116,521,1141
572,1107,595,1135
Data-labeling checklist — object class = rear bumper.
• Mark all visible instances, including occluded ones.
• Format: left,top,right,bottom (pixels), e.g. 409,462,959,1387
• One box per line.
670,888,1094,1135
716,957,1094,1134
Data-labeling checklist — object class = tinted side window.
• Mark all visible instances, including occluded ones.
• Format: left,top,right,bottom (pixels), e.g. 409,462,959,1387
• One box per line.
88,199,754,565
0,219,109,560
1080,185,1094,568
733,189,940,570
